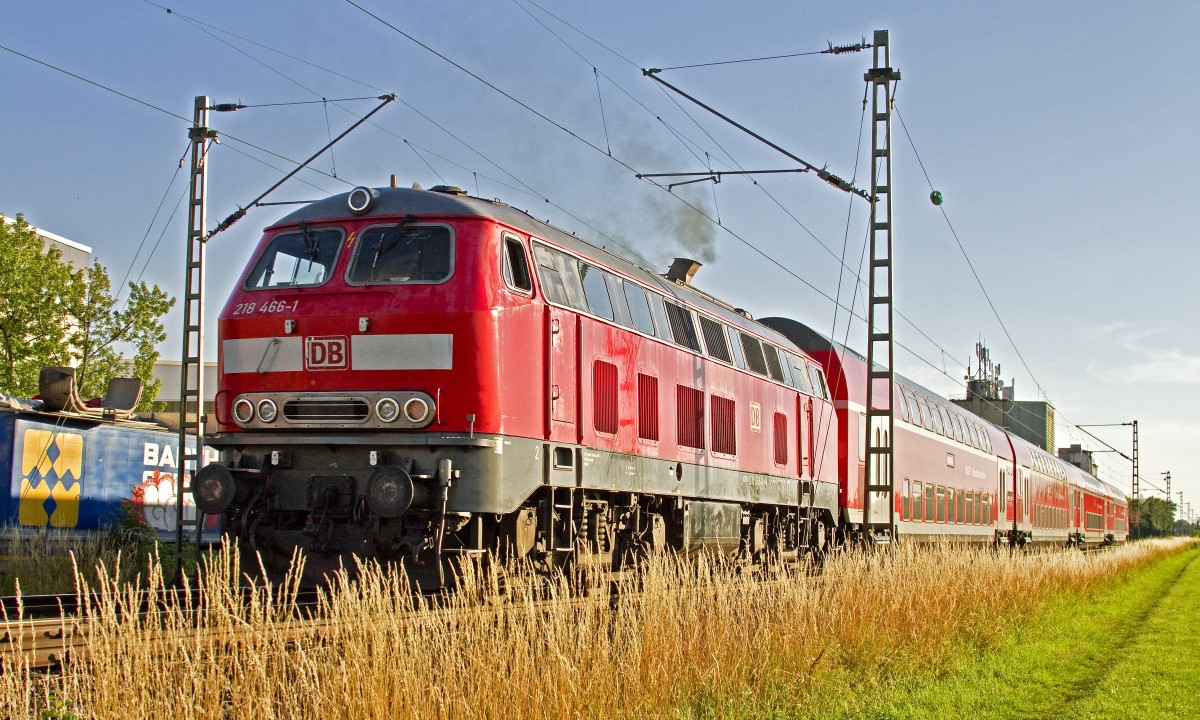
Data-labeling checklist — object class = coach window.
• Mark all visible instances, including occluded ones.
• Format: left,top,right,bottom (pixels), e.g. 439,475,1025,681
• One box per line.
580,263,615,321
698,316,732,364
740,334,769,376
925,482,935,522
917,398,934,432
646,293,675,342
603,273,634,328
858,414,867,463
957,488,966,524
807,365,829,400
951,414,965,444
763,345,787,383
912,481,924,522
727,327,749,370
246,226,344,289
774,347,795,386
786,354,813,394
665,302,703,352
938,407,953,437
349,223,453,285
902,479,911,521
623,282,657,336
532,244,587,310
936,486,946,523
930,404,946,436
501,236,533,295
896,387,911,424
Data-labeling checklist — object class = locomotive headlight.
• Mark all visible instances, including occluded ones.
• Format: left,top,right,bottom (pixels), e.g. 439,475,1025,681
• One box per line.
257,398,279,423
232,398,255,425
403,397,432,423
376,397,400,423
347,186,377,214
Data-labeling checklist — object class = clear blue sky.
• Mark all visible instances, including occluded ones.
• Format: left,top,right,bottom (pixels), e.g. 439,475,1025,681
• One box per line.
2,1,1196,510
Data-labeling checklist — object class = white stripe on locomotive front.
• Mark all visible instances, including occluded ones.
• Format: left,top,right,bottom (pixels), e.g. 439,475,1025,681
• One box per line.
222,334,454,373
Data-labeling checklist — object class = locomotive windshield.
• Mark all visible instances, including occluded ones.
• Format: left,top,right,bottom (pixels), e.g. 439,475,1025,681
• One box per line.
347,223,453,284
245,226,343,289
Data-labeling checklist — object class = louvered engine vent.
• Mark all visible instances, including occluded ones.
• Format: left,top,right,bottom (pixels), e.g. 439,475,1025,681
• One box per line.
283,398,370,422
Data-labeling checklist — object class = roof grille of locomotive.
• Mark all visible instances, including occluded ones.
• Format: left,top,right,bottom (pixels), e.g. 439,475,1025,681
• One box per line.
282,398,371,422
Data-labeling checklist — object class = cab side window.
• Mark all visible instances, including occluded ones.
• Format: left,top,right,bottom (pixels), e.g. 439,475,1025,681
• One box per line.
502,236,532,294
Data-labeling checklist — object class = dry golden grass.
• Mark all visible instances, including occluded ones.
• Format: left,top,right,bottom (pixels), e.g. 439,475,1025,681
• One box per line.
0,538,1193,719
0,525,151,596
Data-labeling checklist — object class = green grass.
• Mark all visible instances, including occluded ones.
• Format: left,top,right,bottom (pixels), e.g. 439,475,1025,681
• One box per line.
840,545,1200,720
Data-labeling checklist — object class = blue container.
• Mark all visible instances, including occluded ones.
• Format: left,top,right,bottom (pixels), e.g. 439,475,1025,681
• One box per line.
0,408,220,543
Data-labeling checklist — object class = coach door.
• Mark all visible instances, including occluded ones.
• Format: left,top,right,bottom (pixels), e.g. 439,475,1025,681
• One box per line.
800,398,813,478
997,459,1013,527
546,307,579,443
1080,489,1089,535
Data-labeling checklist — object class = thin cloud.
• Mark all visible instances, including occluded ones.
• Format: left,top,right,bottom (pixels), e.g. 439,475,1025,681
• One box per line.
1089,348,1200,385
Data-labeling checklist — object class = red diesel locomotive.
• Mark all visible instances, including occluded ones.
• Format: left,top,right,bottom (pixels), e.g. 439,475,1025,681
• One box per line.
192,185,1126,587
194,185,842,586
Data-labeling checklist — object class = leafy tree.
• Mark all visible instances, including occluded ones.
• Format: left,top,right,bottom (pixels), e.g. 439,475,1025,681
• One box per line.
1172,519,1197,537
1130,496,1176,538
0,213,175,410
0,214,77,391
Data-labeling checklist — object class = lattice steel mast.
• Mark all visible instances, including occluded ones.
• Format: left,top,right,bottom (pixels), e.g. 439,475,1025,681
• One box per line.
862,31,901,544
175,96,216,577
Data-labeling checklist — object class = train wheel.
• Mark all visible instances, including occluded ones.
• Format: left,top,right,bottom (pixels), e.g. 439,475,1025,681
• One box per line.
807,517,829,569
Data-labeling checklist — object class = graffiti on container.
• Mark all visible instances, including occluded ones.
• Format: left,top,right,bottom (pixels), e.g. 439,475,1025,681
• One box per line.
133,442,220,534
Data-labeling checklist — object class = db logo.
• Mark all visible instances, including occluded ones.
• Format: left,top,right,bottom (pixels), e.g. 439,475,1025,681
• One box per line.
305,336,350,370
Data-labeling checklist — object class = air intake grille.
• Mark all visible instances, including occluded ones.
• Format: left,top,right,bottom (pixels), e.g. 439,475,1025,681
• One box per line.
283,398,370,422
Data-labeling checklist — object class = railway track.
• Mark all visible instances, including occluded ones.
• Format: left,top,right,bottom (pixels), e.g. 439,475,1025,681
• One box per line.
0,569,627,672
0,585,331,671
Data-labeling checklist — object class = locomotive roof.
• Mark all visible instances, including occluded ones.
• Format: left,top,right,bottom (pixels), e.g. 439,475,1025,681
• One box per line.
271,186,802,352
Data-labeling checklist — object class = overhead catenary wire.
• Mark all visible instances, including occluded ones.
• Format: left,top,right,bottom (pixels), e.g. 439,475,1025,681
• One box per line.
21,2,1123,492
894,107,1049,401
242,0,947,374
149,0,648,265
16,0,984,416
0,41,352,191
892,106,1121,461
206,94,397,241
651,40,870,73
339,0,981,393
114,148,188,306
521,0,974,380
237,95,385,108
9,3,972,399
